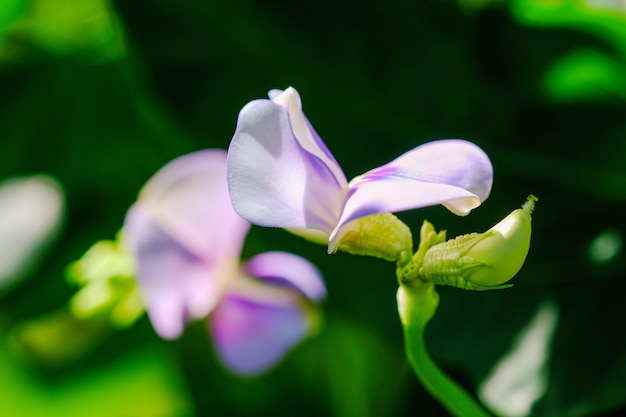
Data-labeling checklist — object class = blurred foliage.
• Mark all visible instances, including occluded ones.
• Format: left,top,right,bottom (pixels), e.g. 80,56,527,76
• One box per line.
1,0,625,416
0,336,191,417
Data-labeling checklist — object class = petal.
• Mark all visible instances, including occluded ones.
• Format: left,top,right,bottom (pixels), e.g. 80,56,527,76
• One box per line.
125,207,238,339
227,95,347,235
243,251,326,301
124,150,249,339
332,140,493,240
0,175,63,290
270,87,346,187
210,282,312,376
137,150,250,262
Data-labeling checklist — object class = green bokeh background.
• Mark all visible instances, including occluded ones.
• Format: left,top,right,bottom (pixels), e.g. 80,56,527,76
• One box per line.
1,0,625,416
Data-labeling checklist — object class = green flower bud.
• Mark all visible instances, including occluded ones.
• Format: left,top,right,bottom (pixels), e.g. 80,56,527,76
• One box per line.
67,233,144,328
420,195,537,290
397,220,446,286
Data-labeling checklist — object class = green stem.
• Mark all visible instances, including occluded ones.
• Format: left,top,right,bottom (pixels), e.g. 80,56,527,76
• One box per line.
397,283,492,417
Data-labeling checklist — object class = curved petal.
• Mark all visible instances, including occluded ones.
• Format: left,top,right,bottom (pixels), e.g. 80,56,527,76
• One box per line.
210,280,312,376
124,208,238,339
270,87,347,187
243,251,326,301
137,150,250,262
227,98,346,235
124,150,249,339
332,140,493,239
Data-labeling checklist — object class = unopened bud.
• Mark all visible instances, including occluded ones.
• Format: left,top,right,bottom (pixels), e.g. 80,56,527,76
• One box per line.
420,195,537,290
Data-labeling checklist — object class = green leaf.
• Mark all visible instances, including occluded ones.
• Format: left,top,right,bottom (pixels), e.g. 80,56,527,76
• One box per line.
0,338,192,417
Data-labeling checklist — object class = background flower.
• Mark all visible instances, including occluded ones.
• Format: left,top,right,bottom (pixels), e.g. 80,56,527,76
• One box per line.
124,150,326,375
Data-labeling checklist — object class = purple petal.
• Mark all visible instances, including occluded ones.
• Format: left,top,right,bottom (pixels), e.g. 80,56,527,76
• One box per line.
332,140,493,240
124,150,250,339
136,150,250,262
210,284,312,376
125,208,238,339
227,91,347,236
270,87,345,184
243,251,326,301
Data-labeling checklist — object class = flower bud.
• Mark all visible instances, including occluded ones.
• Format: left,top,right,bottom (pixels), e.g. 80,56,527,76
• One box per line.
67,234,144,328
420,195,537,290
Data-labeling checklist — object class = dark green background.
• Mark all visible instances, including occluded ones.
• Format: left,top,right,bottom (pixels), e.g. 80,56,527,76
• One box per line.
1,0,625,416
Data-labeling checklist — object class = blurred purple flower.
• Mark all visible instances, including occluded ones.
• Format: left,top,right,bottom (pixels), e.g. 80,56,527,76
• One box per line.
124,150,326,375
227,87,494,252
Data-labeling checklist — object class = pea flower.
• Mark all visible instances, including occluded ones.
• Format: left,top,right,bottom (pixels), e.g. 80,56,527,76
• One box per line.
123,150,326,375
227,87,493,258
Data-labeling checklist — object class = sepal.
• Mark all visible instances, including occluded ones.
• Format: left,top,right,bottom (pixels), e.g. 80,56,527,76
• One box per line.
331,212,412,262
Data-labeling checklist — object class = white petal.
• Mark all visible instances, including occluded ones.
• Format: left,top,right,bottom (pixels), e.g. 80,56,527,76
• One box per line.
270,87,348,189
228,99,346,235
332,139,493,238
0,175,63,290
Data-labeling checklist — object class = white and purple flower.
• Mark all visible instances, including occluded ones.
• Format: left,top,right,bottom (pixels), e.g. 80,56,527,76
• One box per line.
123,150,326,375
227,87,494,253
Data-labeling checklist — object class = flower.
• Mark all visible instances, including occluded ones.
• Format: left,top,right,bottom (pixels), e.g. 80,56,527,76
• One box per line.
123,150,326,375
227,87,494,255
